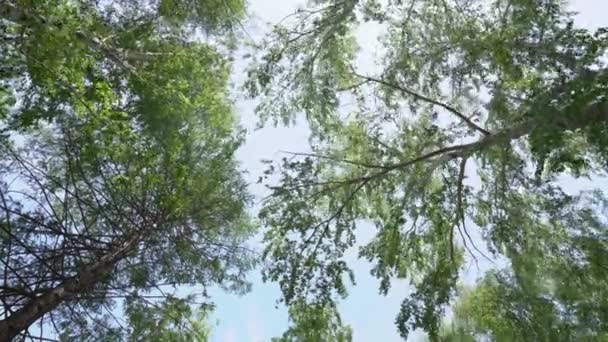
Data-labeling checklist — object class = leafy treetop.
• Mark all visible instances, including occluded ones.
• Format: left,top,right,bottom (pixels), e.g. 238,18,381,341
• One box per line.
0,0,253,340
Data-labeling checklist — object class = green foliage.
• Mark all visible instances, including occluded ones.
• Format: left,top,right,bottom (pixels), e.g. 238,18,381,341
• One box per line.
158,0,245,31
272,301,352,342
125,296,212,342
249,0,608,339
445,190,608,342
0,0,253,339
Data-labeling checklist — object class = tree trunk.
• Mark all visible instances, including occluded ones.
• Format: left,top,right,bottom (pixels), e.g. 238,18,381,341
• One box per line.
0,233,141,341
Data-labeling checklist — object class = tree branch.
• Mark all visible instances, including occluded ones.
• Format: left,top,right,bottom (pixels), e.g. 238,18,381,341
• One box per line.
279,150,389,169
352,72,491,136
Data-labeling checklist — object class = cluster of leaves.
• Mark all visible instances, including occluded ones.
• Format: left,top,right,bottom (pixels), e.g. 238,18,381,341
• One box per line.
272,300,352,342
436,189,608,341
0,0,253,340
124,296,213,342
248,0,608,340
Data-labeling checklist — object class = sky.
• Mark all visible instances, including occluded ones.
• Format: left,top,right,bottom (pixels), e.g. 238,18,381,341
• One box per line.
208,1,608,341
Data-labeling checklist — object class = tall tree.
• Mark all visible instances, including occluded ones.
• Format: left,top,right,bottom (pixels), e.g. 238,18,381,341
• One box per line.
247,0,608,339
0,0,253,340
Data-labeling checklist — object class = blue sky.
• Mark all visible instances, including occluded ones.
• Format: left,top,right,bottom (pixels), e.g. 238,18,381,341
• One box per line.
208,1,608,341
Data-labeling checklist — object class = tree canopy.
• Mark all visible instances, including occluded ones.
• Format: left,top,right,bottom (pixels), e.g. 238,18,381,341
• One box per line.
248,0,608,340
0,0,253,340
2,0,608,340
